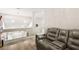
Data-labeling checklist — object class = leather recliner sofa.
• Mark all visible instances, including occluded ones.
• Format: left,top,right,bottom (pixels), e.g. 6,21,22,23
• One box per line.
36,28,59,50
36,28,79,50
66,30,79,50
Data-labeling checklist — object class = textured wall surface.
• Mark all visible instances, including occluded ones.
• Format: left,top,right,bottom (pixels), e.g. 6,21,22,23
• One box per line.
46,8,79,29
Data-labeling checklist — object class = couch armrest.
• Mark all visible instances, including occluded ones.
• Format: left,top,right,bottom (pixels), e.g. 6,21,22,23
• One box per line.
35,34,46,49
36,34,46,40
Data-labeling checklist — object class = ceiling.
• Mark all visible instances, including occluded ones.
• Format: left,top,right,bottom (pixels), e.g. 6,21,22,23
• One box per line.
0,8,46,17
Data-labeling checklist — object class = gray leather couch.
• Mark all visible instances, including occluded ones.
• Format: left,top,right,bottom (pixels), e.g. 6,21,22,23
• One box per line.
66,30,79,50
36,28,79,50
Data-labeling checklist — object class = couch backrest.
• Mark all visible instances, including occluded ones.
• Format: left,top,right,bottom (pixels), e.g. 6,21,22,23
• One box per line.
46,28,59,41
57,29,69,43
67,30,79,50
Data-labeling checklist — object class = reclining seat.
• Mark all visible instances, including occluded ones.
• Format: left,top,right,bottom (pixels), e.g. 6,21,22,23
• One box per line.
67,30,79,50
36,28,59,50
46,28,59,41
49,29,69,50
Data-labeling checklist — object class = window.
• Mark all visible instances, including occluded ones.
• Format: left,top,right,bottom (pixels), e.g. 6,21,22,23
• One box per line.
2,15,33,41
3,15,33,29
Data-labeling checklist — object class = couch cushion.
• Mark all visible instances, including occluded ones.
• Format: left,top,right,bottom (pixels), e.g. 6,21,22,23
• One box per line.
69,30,79,39
51,41,66,49
38,39,62,50
37,39,50,48
68,38,79,50
47,44,62,50
67,30,79,50
57,29,68,43
47,32,56,41
48,29,68,50
46,28,59,41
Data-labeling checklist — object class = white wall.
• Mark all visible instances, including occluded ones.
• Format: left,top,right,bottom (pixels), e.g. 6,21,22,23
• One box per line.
46,8,79,29
33,9,46,34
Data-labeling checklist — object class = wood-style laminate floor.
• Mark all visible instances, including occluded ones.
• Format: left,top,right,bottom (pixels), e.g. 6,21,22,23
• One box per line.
0,37,36,50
